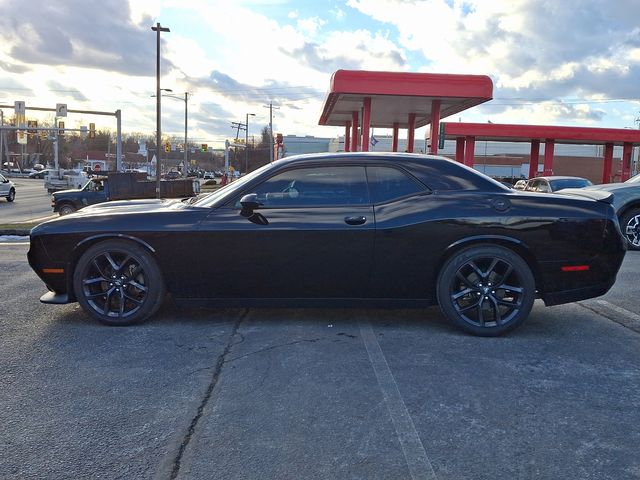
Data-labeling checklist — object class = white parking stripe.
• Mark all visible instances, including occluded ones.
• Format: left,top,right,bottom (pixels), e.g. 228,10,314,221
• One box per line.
359,319,438,480
0,242,29,246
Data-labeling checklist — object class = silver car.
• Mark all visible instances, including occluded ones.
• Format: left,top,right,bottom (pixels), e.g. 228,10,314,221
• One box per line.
0,173,16,202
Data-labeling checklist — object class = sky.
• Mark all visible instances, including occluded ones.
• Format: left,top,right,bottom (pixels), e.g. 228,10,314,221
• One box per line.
1,0,640,149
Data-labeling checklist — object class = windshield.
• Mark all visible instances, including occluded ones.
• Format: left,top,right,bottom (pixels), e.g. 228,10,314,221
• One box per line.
625,173,640,184
191,163,274,208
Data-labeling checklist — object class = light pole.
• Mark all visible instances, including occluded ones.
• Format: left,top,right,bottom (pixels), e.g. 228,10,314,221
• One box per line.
245,112,255,174
151,22,170,198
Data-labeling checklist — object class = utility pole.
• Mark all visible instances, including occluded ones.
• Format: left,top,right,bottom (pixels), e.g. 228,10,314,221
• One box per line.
263,103,280,163
245,113,255,174
151,22,170,198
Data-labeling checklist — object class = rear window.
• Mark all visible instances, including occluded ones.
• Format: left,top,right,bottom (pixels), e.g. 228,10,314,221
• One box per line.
367,166,424,204
405,158,504,192
550,178,592,191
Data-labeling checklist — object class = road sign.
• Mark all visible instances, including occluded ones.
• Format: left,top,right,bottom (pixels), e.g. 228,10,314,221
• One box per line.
17,130,27,144
56,103,67,117
89,123,95,139
27,120,38,132
58,121,65,136
80,125,88,139
438,122,445,150
14,101,25,115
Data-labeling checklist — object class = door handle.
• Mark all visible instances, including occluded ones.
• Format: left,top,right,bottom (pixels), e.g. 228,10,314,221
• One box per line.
344,215,367,226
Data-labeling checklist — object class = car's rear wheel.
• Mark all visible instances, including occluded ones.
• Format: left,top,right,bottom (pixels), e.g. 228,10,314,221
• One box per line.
437,245,535,336
73,240,165,326
58,204,76,216
7,188,15,202
620,209,640,251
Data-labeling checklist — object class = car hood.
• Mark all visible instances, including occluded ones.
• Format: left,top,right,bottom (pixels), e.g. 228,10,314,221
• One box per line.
52,187,83,197
78,198,184,215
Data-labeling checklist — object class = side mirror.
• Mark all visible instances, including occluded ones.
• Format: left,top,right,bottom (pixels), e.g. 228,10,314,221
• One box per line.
240,193,261,216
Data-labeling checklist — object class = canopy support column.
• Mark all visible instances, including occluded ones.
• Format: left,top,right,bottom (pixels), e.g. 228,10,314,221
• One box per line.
529,140,540,178
361,97,371,152
602,142,614,183
392,123,399,152
407,113,416,153
464,136,475,167
543,139,555,175
455,137,465,163
429,100,441,154
344,122,351,152
351,111,359,152
622,142,632,181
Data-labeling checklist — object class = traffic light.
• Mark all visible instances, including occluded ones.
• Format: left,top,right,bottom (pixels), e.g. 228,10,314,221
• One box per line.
201,144,208,152
165,142,171,153
58,121,65,136
89,123,96,139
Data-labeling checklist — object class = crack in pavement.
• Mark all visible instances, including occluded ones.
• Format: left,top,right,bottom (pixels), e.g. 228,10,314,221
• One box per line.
164,308,249,480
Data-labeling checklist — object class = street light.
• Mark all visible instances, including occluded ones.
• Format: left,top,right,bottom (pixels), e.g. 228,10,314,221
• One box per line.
151,22,170,198
151,89,190,175
245,112,255,174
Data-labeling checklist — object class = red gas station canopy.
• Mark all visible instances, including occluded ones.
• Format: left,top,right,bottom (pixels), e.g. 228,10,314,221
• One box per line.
319,70,493,129
442,122,640,146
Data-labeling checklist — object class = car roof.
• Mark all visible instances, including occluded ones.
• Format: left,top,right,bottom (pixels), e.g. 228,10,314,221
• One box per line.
532,176,589,181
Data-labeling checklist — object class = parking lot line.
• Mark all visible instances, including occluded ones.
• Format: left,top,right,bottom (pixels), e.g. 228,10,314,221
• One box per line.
359,319,438,480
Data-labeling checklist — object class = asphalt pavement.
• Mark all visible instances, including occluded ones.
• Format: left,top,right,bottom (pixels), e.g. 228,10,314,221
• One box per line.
0,177,56,224
1,243,640,480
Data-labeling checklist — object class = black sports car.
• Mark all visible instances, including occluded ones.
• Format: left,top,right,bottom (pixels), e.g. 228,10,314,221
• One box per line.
28,153,627,336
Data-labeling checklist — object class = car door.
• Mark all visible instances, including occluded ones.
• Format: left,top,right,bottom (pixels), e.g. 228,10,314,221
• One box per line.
0,174,8,196
366,165,435,299
194,164,374,300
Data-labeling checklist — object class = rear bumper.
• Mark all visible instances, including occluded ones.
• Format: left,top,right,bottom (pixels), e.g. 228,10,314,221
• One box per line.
541,279,615,306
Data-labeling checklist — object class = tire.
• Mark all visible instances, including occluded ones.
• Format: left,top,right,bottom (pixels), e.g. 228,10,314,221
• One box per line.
58,204,76,216
437,245,536,336
73,240,166,326
7,188,15,202
620,209,640,251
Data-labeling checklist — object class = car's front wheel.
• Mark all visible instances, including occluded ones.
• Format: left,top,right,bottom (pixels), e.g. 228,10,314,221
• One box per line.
620,209,640,251
73,240,166,326
58,204,76,216
7,188,15,202
437,245,536,336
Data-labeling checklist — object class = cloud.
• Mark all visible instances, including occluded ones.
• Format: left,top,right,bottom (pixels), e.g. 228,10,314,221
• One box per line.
0,0,169,76
46,80,88,102
0,62,30,74
347,0,640,125
280,29,407,73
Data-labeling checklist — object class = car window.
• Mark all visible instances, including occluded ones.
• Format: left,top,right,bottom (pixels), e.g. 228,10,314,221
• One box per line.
367,166,424,204
538,181,551,193
525,180,538,191
249,166,368,207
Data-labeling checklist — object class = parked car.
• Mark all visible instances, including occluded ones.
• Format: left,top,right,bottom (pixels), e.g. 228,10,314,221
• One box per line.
0,173,16,202
558,173,640,250
513,179,528,190
525,176,592,193
28,153,626,336
29,169,54,179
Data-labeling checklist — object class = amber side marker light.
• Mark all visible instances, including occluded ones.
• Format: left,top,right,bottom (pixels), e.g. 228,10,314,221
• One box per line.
42,268,64,274
561,265,590,272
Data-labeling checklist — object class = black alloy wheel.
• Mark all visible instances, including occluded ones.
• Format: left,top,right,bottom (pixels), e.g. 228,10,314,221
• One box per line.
73,240,165,326
620,209,640,251
437,245,535,336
